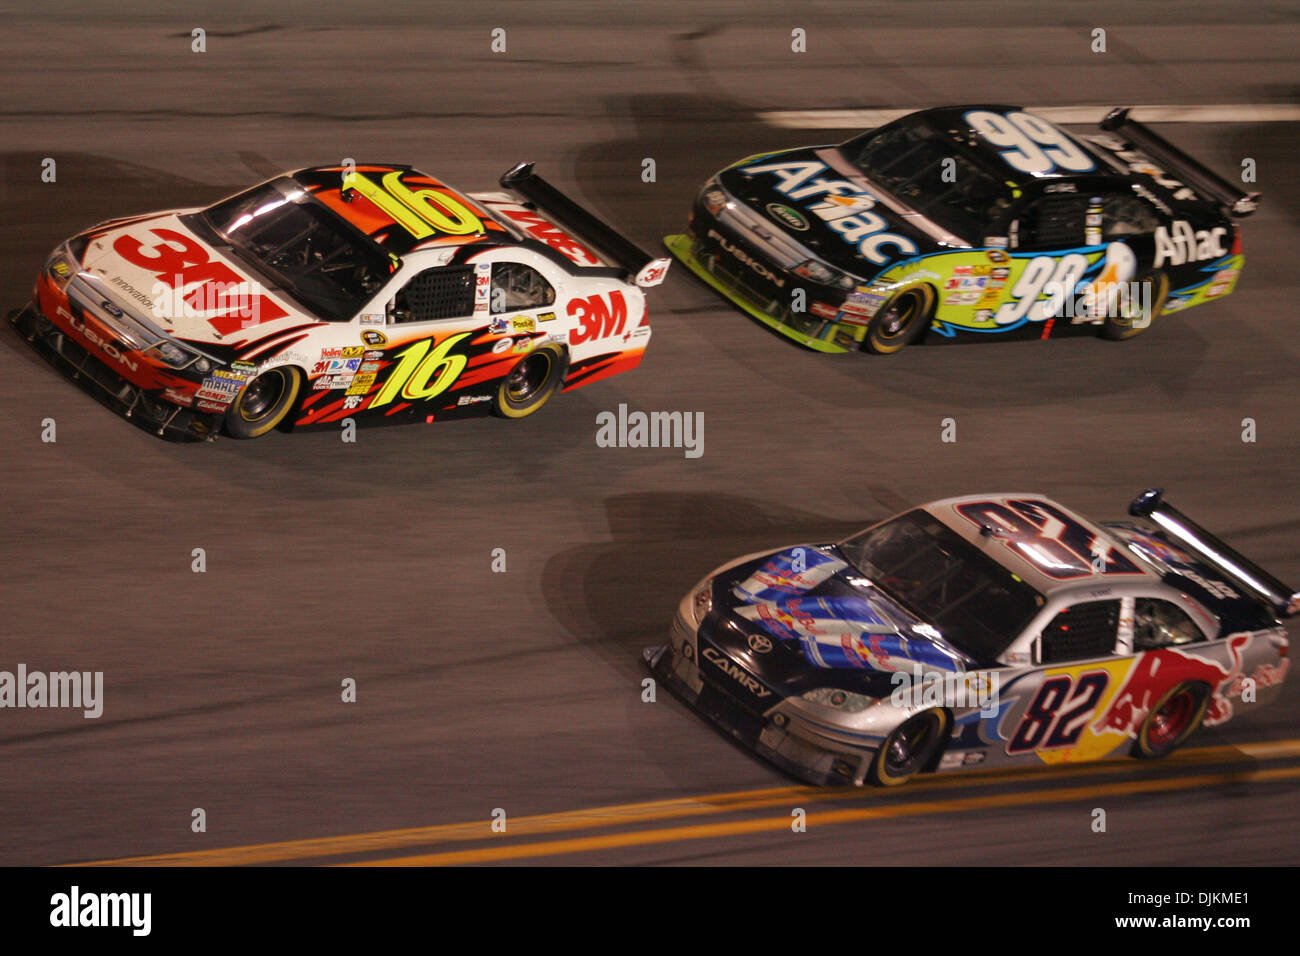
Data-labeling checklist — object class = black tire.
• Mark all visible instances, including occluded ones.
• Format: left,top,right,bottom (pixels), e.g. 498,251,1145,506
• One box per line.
492,344,566,420
1101,270,1168,341
1132,681,1210,759
867,708,950,787
224,365,303,439
864,286,933,354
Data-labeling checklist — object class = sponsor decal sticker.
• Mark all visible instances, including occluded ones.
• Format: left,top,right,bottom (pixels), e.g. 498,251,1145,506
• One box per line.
765,202,809,231
313,374,356,390
345,372,376,395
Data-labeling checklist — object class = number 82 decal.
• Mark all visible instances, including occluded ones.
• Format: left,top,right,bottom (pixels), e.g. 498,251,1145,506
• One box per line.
1007,671,1110,754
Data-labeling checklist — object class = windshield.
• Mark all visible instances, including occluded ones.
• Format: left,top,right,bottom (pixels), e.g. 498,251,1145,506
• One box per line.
841,121,1013,241
839,510,1043,663
196,179,391,322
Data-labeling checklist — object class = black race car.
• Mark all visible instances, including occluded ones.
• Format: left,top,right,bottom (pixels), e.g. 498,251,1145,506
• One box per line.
666,106,1258,353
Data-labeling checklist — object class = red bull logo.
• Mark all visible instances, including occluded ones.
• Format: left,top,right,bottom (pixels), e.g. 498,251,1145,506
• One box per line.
1092,635,1247,736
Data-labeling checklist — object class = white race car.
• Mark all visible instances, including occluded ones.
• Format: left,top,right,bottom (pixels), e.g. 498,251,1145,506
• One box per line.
15,161,669,440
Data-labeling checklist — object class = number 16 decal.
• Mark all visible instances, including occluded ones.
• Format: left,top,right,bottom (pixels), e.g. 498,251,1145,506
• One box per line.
1008,671,1109,754
371,332,471,408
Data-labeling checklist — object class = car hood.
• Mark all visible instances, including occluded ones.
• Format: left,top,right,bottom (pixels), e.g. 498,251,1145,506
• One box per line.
718,146,944,279
78,213,317,348
726,546,972,674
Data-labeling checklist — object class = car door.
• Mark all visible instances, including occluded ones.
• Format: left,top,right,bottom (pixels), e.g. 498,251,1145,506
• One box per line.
997,191,1164,334
356,262,484,415
993,597,1133,764
988,193,1095,332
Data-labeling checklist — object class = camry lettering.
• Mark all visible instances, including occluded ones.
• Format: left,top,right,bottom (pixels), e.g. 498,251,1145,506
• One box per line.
702,647,772,698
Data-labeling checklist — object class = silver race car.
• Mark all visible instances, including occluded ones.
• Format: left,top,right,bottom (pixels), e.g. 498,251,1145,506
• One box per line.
646,489,1295,786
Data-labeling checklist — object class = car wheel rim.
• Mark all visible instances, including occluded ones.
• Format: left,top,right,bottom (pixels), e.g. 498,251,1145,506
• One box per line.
241,371,287,421
1149,690,1194,747
887,716,932,770
879,294,919,339
507,353,549,402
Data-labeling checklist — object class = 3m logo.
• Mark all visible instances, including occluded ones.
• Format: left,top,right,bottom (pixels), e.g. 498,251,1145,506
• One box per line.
568,290,629,345
113,228,288,335
497,206,599,266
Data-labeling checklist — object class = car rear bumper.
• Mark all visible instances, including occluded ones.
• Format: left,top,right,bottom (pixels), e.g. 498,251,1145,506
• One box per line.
9,302,220,442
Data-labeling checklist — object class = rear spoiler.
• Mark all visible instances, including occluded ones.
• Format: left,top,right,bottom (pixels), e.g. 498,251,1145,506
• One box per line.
1100,108,1260,217
1130,488,1299,617
499,162,671,288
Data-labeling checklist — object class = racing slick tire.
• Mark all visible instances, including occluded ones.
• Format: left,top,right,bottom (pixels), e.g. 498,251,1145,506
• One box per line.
1132,681,1211,759
224,365,303,439
864,286,934,355
867,707,951,787
1101,270,1168,341
493,344,567,420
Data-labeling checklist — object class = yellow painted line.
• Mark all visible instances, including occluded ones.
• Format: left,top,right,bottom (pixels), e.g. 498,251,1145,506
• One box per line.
349,764,1300,867
70,737,1300,867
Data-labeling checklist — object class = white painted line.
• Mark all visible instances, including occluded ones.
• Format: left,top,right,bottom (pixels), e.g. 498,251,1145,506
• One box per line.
759,104,1300,129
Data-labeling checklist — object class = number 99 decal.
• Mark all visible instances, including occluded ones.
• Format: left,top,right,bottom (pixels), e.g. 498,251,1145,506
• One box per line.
994,254,1089,326
964,110,1096,175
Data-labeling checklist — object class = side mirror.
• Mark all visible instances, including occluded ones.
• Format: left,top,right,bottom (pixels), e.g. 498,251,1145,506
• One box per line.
1031,634,1043,665
388,308,412,324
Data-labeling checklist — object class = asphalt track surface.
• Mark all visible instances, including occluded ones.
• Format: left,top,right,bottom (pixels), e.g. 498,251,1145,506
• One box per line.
1,0,1298,867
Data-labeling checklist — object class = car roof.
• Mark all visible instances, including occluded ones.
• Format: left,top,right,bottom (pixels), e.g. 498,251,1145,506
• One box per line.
921,493,1163,596
291,164,511,257
901,105,1121,188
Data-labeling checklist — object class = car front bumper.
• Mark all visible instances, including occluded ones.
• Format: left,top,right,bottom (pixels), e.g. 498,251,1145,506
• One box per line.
663,233,854,354
10,301,220,442
645,619,873,787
